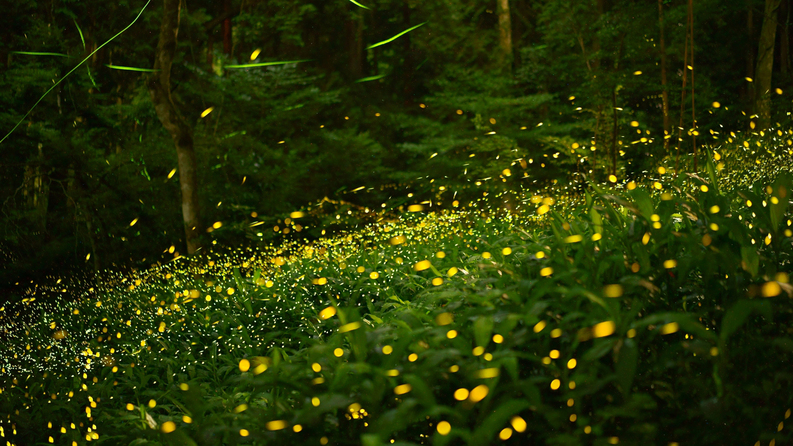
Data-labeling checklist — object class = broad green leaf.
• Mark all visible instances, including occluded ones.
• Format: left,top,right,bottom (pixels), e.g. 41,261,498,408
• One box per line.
470,399,531,444
720,299,772,342
473,315,493,348
740,246,759,277
769,173,791,232
616,338,638,397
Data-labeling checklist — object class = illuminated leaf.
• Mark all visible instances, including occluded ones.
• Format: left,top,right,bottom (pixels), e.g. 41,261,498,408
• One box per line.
367,22,427,49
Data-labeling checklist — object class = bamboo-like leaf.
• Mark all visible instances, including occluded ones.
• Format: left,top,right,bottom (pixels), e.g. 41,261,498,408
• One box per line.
74,20,86,50
106,64,159,72
1,0,153,145
348,0,370,9
11,51,70,57
367,22,427,49
354,73,387,83
225,59,312,69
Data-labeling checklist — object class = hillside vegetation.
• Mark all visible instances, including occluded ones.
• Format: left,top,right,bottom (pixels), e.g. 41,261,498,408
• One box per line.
1,140,793,446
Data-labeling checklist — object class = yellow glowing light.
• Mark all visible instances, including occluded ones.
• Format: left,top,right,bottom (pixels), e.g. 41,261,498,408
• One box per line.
436,312,453,325
239,359,250,372
414,260,431,271
394,384,412,395
762,281,781,297
319,306,337,320
338,321,361,333
161,421,176,433
437,421,451,435
469,384,489,402
390,235,406,245
454,388,469,400
592,321,616,338
660,322,679,335
200,107,214,118
266,420,287,431
603,284,623,298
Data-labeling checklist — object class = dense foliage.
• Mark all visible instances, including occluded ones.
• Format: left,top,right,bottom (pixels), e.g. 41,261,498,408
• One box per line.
0,139,791,445
3,0,793,286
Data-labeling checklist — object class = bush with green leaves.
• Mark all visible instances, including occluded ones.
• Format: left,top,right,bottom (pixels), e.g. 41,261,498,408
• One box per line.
0,155,792,446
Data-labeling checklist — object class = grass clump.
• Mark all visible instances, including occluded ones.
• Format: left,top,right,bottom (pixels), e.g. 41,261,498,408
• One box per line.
1,160,792,446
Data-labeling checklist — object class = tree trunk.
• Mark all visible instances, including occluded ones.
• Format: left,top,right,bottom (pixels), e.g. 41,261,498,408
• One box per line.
402,3,415,106
347,10,364,79
689,0,697,172
611,89,618,176
148,0,202,255
781,0,790,76
756,0,783,130
496,0,513,71
223,0,232,55
658,0,670,151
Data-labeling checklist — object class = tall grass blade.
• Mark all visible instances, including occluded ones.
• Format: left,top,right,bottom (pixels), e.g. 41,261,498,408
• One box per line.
0,0,153,145
366,22,426,49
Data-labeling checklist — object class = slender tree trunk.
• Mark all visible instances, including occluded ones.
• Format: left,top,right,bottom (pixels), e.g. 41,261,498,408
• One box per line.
781,0,790,76
223,0,232,55
149,0,202,255
658,0,670,151
611,89,618,176
347,10,364,79
497,0,513,71
756,0,783,129
402,3,415,106
689,0,697,172
747,0,756,109
676,2,691,176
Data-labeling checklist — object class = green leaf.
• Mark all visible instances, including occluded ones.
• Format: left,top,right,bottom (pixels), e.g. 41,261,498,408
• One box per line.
367,22,427,50
740,246,759,277
348,0,371,9
225,59,312,69
720,299,772,342
106,64,159,72
74,20,86,50
769,173,791,232
469,399,531,444
355,73,388,83
703,145,721,195
616,338,638,397
473,315,493,348
11,51,70,57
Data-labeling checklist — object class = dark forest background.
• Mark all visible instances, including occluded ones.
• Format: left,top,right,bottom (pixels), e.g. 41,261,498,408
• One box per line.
1,0,791,288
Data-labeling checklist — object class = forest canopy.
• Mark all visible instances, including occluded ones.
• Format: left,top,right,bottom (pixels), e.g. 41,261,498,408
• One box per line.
1,0,791,286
